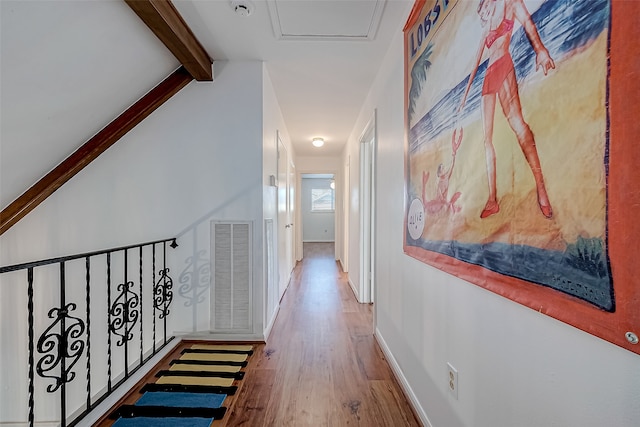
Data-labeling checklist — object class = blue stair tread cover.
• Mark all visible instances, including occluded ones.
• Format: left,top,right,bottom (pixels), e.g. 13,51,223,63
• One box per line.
135,391,226,408
112,417,213,427
109,404,226,420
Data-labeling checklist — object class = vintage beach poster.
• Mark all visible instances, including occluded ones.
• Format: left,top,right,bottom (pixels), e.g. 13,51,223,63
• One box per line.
403,0,640,354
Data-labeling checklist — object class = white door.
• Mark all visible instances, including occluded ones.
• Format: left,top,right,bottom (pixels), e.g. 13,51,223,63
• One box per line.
277,136,293,299
288,161,296,266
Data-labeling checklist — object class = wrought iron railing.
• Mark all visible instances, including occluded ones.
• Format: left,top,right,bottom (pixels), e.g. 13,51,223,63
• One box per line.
0,237,178,427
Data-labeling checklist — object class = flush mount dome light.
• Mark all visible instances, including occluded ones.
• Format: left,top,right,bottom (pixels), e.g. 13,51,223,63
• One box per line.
312,137,324,147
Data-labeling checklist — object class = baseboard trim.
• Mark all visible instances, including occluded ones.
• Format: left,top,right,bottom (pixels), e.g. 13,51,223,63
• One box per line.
374,328,432,427
264,304,280,341
347,276,359,300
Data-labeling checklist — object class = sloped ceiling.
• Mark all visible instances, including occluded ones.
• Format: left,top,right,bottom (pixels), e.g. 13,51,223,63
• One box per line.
0,0,179,208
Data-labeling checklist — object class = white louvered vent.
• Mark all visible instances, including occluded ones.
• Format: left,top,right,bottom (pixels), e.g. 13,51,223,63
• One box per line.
210,221,252,333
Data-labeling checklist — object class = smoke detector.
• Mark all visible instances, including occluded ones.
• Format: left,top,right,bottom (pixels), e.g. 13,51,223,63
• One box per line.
230,0,254,17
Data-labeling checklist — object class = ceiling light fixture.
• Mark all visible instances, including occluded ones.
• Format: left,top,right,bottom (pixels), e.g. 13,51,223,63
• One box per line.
312,137,324,147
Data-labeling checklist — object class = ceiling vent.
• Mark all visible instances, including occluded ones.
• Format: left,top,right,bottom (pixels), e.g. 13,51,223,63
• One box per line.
230,0,254,17
267,0,385,41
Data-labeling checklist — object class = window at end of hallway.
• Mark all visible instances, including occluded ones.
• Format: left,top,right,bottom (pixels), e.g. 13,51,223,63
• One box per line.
311,188,335,212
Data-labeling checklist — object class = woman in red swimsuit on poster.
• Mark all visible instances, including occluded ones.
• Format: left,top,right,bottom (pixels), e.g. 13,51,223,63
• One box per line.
458,0,555,219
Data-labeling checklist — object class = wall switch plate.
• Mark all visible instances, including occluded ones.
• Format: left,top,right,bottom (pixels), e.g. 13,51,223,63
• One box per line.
447,362,458,399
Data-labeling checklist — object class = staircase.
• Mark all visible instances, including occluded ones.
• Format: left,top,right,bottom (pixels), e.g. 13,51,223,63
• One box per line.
98,341,255,427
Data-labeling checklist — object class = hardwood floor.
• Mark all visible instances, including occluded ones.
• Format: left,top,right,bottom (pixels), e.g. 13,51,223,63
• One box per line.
95,242,420,426
220,242,420,426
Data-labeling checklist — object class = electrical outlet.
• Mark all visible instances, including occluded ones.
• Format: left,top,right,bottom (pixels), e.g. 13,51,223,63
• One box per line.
447,362,458,399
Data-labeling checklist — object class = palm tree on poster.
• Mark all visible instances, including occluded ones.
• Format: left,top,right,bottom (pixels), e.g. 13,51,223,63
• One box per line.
408,42,434,124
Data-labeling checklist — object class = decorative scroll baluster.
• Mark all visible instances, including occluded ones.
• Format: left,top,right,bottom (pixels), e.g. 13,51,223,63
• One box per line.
36,303,86,387
35,263,86,427
108,256,139,378
154,242,174,345
154,267,173,321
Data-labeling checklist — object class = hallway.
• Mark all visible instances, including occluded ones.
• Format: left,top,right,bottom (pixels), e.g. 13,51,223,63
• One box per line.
222,242,420,426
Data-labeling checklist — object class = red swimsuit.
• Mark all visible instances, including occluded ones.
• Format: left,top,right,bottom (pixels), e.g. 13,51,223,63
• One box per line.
482,18,515,95
485,18,514,48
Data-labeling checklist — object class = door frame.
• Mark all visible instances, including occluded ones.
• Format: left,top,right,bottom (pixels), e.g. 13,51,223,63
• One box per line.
359,111,376,304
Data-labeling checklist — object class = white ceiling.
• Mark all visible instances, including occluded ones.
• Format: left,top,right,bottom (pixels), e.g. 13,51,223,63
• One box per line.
0,0,412,208
172,0,413,157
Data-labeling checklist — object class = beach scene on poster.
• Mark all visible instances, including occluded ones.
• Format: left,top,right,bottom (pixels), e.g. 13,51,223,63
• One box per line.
404,0,612,310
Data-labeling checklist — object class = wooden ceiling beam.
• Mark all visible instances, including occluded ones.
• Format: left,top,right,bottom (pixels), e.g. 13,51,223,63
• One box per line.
125,0,213,81
0,67,193,236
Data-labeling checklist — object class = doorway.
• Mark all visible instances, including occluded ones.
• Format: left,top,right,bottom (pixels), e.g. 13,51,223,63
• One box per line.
301,174,336,245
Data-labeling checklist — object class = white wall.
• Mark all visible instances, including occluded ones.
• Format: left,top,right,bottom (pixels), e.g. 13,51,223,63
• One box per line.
0,0,178,210
346,8,640,427
0,60,267,422
301,178,335,242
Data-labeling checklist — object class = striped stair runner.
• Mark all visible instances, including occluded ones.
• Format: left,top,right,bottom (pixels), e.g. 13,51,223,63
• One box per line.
109,344,253,426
